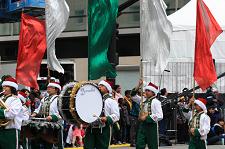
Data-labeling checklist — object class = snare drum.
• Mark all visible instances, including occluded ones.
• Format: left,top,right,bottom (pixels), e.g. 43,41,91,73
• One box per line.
58,82,103,125
21,119,62,144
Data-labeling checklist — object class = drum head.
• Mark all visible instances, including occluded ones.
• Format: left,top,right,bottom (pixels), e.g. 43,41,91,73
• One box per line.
76,84,103,123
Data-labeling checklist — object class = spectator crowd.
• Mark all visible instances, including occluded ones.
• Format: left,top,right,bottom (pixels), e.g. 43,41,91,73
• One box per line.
0,74,224,148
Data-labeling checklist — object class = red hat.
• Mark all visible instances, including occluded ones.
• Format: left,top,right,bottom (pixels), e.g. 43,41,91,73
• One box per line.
144,82,158,94
194,98,207,113
47,82,61,91
105,80,113,88
18,91,27,103
2,77,18,90
98,80,112,94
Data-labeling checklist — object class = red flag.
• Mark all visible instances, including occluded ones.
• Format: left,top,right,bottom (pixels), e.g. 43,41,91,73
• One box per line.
16,13,46,89
194,0,223,90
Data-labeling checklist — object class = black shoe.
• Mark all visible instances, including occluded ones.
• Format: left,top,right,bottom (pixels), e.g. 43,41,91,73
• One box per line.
130,144,136,147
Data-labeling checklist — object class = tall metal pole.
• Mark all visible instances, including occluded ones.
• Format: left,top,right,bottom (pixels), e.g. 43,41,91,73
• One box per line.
175,0,179,11
140,59,144,111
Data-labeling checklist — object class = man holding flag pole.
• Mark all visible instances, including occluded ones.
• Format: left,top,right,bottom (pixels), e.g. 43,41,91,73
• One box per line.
138,0,172,148
190,0,223,149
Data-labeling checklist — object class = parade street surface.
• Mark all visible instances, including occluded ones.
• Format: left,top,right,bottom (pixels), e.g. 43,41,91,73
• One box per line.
65,144,225,149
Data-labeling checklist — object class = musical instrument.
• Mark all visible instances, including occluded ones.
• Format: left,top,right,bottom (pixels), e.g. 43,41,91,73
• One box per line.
58,81,103,125
138,95,156,120
0,92,11,127
58,82,78,123
21,118,62,144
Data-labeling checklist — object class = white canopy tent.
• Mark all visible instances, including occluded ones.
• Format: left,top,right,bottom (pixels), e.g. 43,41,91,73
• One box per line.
168,0,225,62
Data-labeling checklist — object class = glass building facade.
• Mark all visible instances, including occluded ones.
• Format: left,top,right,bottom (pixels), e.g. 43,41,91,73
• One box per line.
0,0,190,36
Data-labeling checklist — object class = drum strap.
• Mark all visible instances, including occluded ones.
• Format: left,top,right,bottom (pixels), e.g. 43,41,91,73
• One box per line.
40,95,58,118
90,94,110,132
2,94,12,102
101,94,110,117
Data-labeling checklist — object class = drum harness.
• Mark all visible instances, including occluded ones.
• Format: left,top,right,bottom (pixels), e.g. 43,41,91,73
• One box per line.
139,96,155,118
188,111,204,134
90,93,111,133
40,95,58,118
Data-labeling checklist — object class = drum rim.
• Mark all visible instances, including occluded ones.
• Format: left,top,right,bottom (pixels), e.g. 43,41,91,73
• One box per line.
58,81,77,123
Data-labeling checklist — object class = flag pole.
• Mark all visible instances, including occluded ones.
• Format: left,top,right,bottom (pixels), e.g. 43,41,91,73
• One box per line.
140,59,144,111
192,78,196,115
47,67,51,83
192,79,195,98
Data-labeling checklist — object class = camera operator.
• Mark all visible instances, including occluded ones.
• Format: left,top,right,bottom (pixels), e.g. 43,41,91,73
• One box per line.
206,87,224,109
206,88,223,127
175,88,195,144
206,88,217,108
176,95,192,144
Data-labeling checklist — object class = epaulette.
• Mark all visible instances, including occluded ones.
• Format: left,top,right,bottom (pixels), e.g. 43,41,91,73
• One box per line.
103,93,112,100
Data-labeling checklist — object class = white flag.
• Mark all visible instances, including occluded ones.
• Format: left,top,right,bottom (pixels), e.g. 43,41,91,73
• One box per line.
46,0,70,74
140,0,172,74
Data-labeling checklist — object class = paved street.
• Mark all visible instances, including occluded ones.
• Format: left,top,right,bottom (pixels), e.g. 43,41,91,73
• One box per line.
111,144,225,149
66,144,225,149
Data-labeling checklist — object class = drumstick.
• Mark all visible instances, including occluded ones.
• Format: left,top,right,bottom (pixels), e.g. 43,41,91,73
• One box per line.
30,117,47,121
93,114,104,133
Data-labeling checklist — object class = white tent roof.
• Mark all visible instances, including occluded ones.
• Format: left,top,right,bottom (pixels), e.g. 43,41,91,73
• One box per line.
168,0,225,61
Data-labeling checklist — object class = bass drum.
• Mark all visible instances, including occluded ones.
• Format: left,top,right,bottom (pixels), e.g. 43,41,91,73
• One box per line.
58,82,78,124
58,82,103,125
75,82,103,124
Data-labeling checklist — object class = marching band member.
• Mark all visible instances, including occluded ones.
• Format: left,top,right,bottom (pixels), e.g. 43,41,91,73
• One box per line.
20,88,31,113
31,81,63,149
0,77,23,149
18,91,30,149
188,98,210,149
136,82,163,149
84,80,120,149
18,91,30,121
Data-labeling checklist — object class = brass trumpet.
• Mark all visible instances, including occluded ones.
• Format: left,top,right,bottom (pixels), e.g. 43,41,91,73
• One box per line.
138,95,156,120
0,92,10,127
